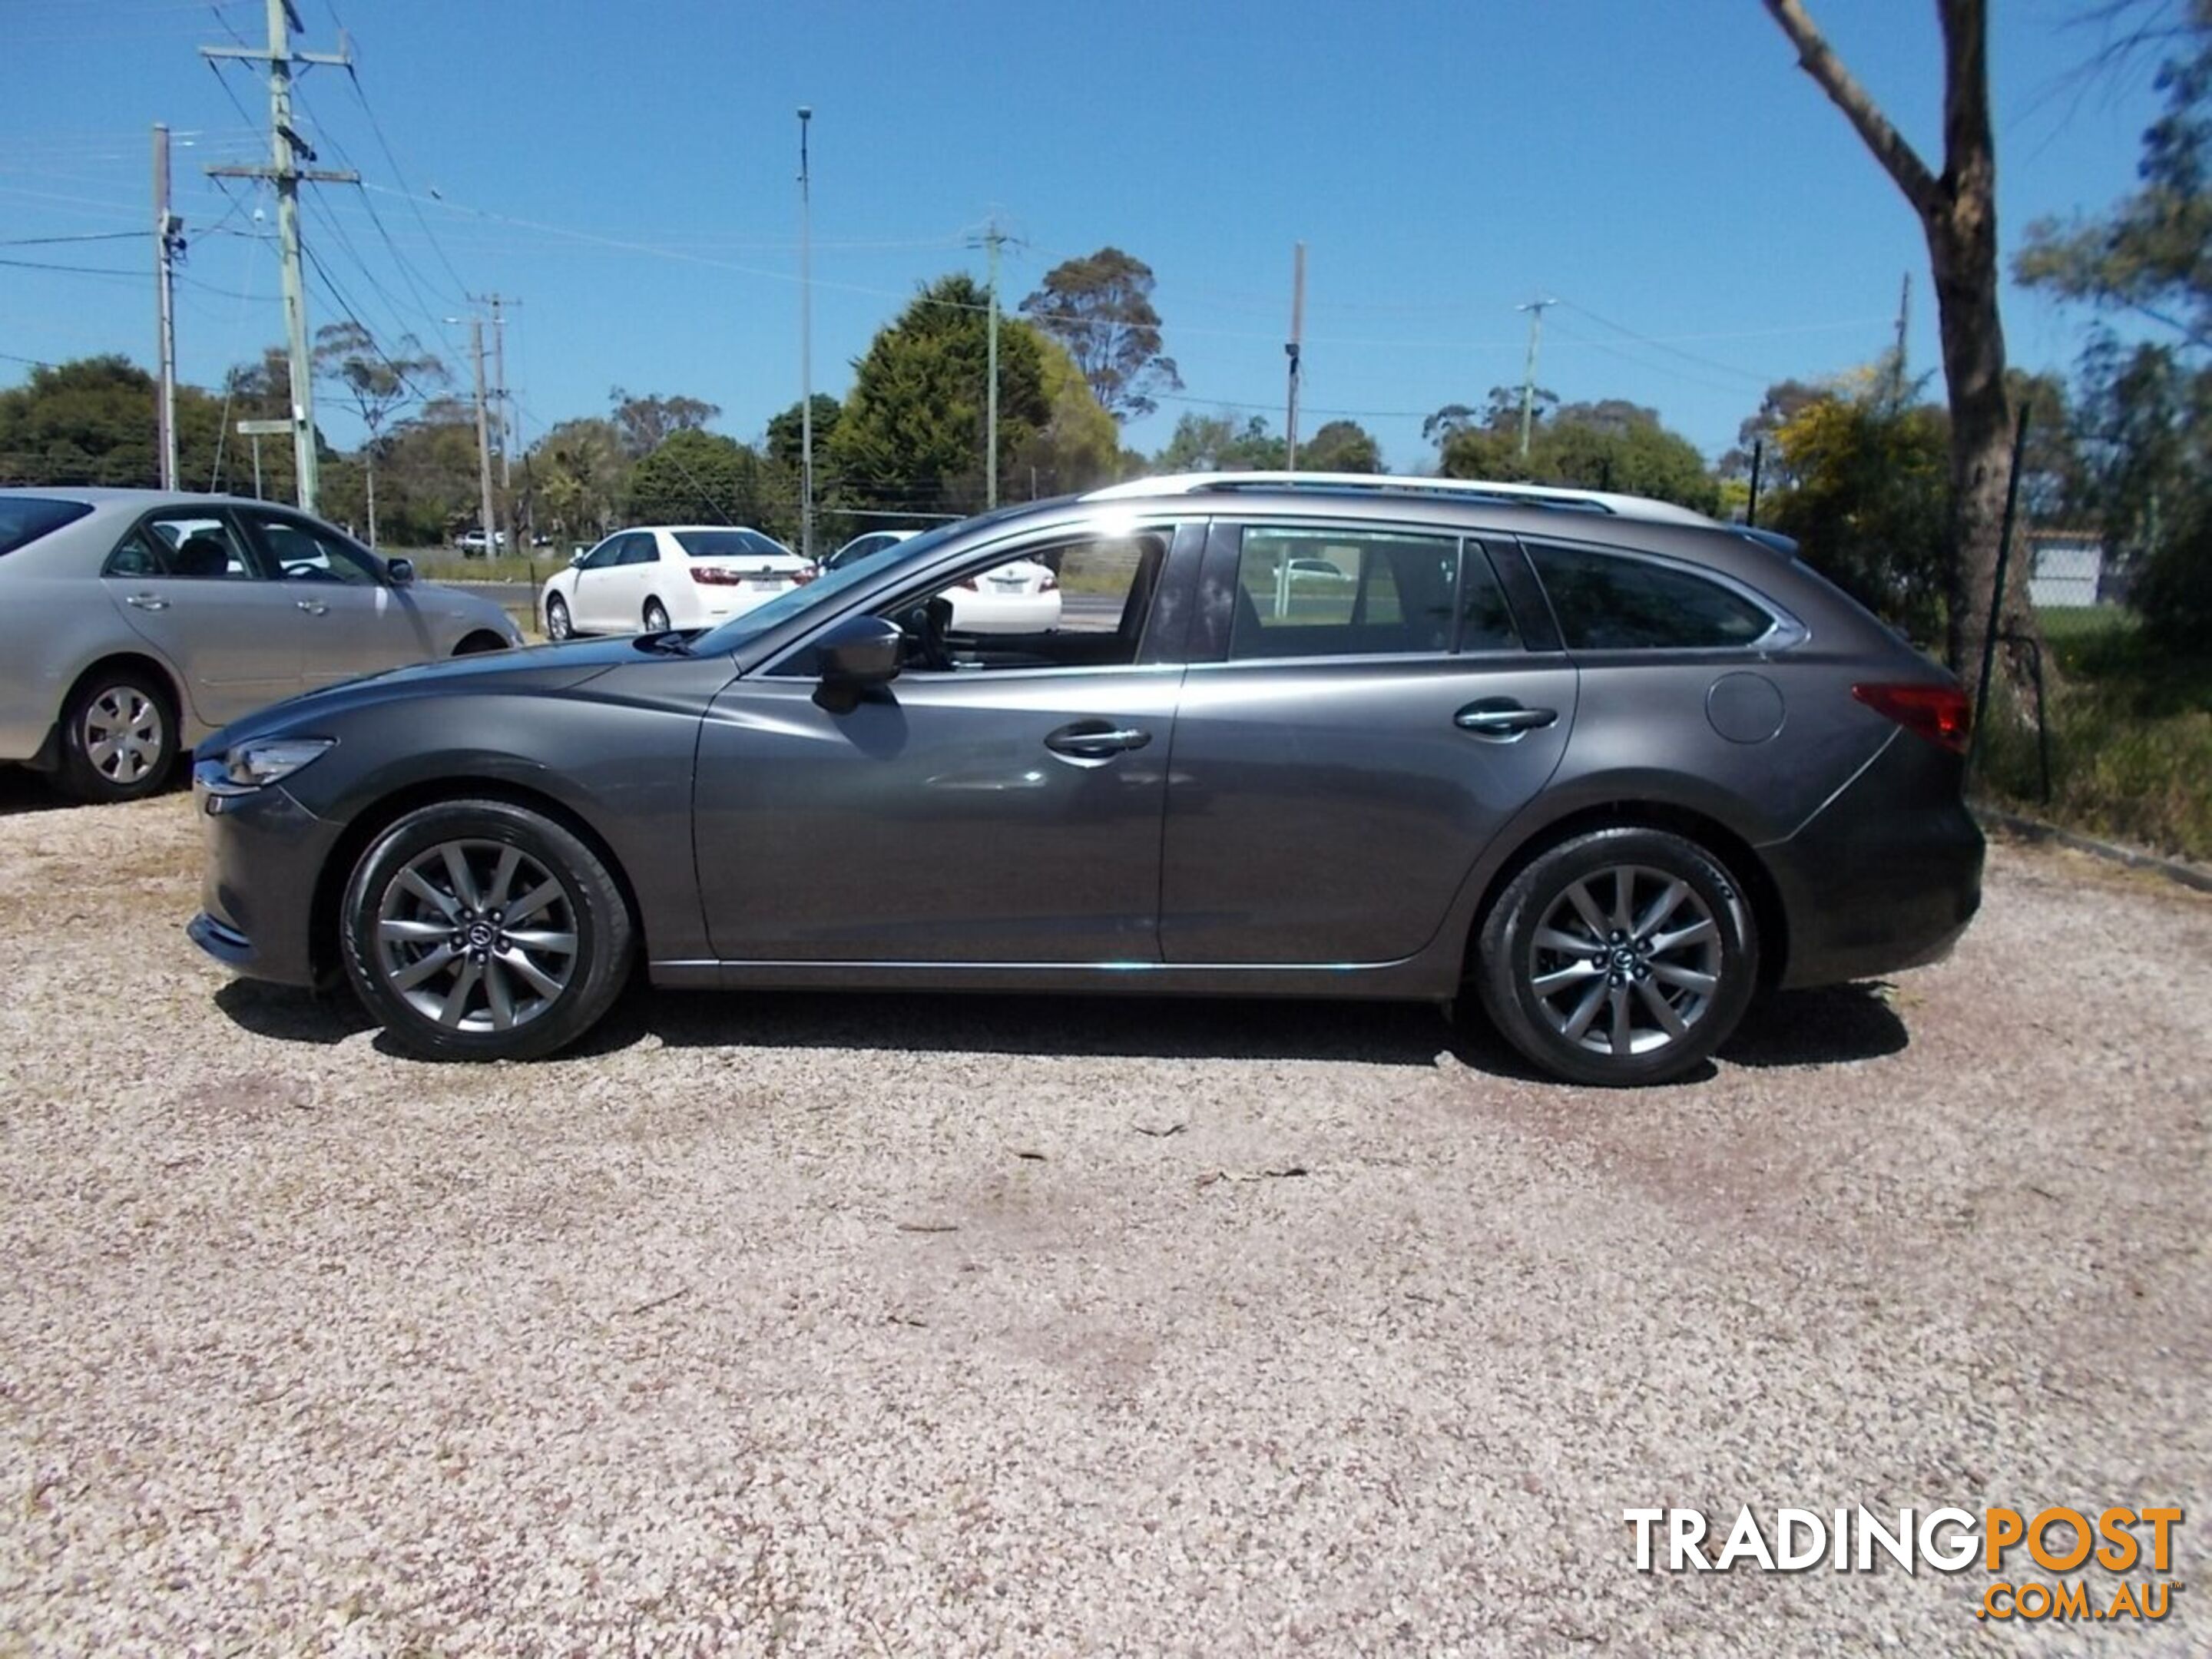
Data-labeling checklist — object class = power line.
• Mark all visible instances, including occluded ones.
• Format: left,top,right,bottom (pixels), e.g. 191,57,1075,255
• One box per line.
0,230,151,247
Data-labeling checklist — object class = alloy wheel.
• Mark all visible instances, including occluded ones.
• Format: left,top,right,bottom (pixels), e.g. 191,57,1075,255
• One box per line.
371,838,580,1033
1525,863,1722,1060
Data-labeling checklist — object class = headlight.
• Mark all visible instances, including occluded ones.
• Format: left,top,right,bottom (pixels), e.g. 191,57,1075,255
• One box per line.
221,737,336,790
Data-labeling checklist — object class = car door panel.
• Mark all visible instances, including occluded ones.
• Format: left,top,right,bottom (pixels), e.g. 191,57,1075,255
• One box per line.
694,668,1181,963
1160,656,1577,964
102,511,303,726
241,509,432,685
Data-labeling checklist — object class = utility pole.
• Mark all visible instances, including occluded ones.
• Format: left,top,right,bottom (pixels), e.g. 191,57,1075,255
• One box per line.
459,315,498,561
796,107,814,561
488,295,512,488
202,0,353,514
153,123,182,490
1285,242,1306,470
975,218,1008,508
1515,297,1555,459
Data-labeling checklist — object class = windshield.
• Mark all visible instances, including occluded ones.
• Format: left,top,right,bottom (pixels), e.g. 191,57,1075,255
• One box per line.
0,496,93,558
674,529,789,561
692,520,966,654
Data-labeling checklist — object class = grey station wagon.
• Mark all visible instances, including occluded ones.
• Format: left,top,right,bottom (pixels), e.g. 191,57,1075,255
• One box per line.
187,473,1984,1086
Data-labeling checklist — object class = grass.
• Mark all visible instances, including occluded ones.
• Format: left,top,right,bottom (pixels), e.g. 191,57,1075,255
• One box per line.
1974,606,2212,863
386,546,553,586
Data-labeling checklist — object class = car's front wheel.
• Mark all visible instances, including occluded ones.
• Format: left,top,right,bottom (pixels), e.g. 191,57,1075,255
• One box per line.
1475,826,1757,1088
545,594,573,641
340,799,634,1061
58,667,176,803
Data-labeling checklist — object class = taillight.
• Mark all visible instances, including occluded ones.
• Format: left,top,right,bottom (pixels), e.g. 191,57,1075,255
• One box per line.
1852,682,1972,754
690,565,742,586
792,566,816,585
1040,573,1059,592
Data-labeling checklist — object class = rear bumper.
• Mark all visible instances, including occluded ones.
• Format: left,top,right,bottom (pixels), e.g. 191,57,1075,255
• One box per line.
1763,733,1985,989
185,759,344,988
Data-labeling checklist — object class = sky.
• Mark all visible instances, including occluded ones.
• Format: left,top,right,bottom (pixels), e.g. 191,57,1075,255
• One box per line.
0,0,2173,476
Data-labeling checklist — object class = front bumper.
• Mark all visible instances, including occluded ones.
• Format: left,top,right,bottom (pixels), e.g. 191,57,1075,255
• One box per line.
185,757,345,988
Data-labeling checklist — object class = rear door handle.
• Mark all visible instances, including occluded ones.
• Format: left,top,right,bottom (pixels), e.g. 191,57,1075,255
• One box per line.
1455,701,1557,739
296,599,329,616
1044,721,1153,760
125,593,169,611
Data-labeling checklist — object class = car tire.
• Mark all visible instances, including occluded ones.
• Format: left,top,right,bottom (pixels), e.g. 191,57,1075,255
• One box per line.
340,799,634,1061
57,666,176,804
642,598,670,634
545,594,572,641
1475,826,1757,1088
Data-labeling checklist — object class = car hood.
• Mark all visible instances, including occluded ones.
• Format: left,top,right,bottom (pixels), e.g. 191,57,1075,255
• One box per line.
200,635,664,752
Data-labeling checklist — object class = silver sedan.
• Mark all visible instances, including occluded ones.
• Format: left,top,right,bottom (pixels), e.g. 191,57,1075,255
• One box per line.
0,488,524,803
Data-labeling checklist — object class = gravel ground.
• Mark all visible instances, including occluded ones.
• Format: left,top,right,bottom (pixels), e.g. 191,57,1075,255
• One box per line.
0,776,2205,1656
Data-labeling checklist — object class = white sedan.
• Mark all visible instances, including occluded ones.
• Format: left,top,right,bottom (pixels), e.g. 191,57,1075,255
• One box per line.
826,530,1062,634
541,525,811,639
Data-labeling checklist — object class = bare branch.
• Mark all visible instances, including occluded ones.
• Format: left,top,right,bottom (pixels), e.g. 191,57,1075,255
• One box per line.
1763,0,1943,218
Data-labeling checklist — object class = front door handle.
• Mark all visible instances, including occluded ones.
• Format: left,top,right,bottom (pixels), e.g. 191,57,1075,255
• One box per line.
1044,721,1153,760
296,599,329,616
1455,700,1557,739
125,593,169,611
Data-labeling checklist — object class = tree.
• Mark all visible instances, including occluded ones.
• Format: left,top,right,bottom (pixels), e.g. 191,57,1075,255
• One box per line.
1764,369,1953,641
1008,339,1120,497
314,322,446,548
609,387,720,459
1721,377,1823,479
1439,399,1720,513
1298,419,1382,473
369,404,484,546
2017,4,2212,652
1019,247,1182,421
1422,404,1479,448
1762,0,2028,683
828,273,1050,515
1153,411,1287,472
0,355,233,492
766,393,841,470
627,428,764,526
531,416,630,544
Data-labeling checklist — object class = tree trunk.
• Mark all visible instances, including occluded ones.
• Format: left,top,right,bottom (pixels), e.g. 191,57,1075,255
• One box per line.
1764,0,2041,688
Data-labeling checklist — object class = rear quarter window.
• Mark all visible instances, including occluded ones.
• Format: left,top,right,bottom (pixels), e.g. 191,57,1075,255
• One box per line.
1528,542,1773,651
0,497,94,558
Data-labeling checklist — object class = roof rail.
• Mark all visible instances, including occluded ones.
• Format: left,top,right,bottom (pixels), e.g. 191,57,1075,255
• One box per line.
1081,471,1720,527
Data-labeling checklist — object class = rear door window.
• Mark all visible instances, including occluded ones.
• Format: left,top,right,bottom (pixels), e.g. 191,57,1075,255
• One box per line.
107,512,262,579
1526,541,1774,651
1224,527,1519,661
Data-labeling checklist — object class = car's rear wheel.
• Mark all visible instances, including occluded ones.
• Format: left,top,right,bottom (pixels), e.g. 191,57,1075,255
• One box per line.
1475,827,1757,1088
642,598,670,634
340,800,633,1061
545,594,573,641
58,667,176,804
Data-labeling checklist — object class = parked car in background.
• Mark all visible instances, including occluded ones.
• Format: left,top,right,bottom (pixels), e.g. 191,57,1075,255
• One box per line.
0,488,523,803
824,529,919,570
539,525,810,640
827,529,1060,632
189,472,1983,1087
455,528,507,556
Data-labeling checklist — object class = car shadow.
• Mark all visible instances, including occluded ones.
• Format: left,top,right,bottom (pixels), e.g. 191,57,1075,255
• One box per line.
212,975,1909,1078
1720,983,1909,1068
0,768,73,818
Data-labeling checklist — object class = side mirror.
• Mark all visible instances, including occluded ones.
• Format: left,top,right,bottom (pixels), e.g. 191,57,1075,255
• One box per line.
813,613,902,712
386,557,416,588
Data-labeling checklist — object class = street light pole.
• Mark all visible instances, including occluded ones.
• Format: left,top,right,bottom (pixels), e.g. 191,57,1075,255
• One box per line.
797,106,814,563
